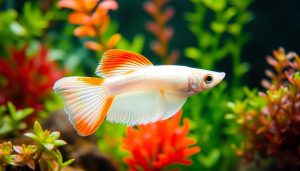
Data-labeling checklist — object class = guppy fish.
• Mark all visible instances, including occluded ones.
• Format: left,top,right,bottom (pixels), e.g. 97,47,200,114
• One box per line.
54,49,225,136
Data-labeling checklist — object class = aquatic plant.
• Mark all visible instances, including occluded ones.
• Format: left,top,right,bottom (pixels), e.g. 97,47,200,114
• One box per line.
0,102,33,137
185,0,252,92
183,0,253,170
144,0,179,64
58,0,120,53
228,48,300,167
0,2,52,57
122,110,200,170
0,121,74,171
0,45,64,122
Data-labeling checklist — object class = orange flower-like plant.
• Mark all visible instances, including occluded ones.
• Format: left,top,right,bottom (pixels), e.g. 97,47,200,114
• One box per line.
122,110,200,171
58,0,121,52
144,0,179,64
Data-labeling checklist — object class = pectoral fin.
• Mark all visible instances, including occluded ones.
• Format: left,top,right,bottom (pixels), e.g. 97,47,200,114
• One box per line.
161,92,187,120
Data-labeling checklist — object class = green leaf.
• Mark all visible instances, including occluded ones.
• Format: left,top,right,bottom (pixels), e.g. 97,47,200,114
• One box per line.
202,0,226,11
225,113,236,119
62,159,75,167
0,117,12,135
10,21,27,37
216,46,230,60
53,140,67,146
210,22,226,33
16,108,33,121
64,51,84,72
33,121,43,137
44,96,63,112
131,34,145,53
184,47,202,60
237,11,253,24
19,2,52,37
228,23,241,35
199,32,212,48
50,131,60,140
235,62,250,77
223,7,237,21
44,143,54,151
7,102,17,120
116,34,145,53
230,0,253,10
24,133,38,141
49,49,65,61
198,149,221,168
55,150,63,163
185,12,200,23
103,20,119,41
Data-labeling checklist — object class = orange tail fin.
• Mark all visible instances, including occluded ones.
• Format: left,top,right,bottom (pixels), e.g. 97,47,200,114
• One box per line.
53,77,113,136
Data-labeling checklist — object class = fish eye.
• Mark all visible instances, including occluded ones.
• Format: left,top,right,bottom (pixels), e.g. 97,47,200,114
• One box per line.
204,74,213,84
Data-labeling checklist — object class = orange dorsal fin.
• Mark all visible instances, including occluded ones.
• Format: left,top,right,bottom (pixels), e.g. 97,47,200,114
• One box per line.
96,49,153,78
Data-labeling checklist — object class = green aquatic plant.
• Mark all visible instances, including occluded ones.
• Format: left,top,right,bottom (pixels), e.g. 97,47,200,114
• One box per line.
228,48,300,168
0,2,52,57
0,121,74,171
25,121,67,151
185,0,253,94
0,102,33,137
0,142,16,169
184,0,253,170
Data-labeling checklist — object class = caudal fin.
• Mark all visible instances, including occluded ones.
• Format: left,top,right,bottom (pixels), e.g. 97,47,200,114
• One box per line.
53,77,113,136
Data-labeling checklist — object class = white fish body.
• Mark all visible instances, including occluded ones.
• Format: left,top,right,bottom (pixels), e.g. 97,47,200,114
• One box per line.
104,65,191,95
54,49,225,136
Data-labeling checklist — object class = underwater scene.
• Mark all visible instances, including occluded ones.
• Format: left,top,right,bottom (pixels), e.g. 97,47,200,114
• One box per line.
0,0,300,170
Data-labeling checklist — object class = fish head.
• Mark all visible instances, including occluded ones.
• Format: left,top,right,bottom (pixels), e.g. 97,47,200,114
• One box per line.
188,69,225,92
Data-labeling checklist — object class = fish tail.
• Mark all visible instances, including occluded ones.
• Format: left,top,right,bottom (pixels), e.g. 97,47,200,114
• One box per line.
53,76,113,136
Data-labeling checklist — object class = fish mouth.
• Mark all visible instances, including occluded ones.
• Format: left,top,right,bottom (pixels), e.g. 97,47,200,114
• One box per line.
218,72,225,80
213,72,225,86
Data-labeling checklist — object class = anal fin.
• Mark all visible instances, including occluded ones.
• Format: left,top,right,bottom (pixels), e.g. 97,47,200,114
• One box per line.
106,90,166,125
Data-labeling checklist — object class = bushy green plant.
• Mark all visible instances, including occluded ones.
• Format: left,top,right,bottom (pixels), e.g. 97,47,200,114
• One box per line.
0,121,74,171
183,0,253,170
0,2,52,57
0,102,33,137
185,0,252,94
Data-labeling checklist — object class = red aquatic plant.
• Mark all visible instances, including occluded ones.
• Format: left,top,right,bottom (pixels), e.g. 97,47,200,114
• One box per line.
144,0,179,64
58,0,120,52
122,110,200,171
0,46,64,118
229,48,300,167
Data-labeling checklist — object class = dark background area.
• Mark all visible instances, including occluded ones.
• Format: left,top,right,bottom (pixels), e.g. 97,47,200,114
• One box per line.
116,0,300,89
244,0,300,88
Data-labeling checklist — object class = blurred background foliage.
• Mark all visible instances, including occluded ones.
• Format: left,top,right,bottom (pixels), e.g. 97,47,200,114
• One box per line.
0,0,300,170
